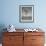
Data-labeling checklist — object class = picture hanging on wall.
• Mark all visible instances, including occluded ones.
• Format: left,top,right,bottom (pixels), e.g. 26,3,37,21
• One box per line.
19,5,34,23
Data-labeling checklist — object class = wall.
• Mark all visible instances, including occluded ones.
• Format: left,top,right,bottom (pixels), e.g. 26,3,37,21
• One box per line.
0,0,46,29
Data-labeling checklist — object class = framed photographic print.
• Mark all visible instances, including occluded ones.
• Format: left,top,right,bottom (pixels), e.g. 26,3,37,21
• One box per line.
19,5,34,23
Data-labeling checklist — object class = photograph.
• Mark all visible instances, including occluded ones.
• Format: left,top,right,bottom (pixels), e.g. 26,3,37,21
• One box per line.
19,5,34,23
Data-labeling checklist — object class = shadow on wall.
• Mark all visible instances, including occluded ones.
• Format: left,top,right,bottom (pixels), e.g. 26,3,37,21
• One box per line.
0,24,7,43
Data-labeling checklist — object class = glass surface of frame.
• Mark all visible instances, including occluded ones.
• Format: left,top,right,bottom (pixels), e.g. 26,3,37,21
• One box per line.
19,5,34,23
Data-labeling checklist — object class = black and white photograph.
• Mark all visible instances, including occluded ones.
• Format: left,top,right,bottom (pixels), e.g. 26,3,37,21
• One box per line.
19,5,34,23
